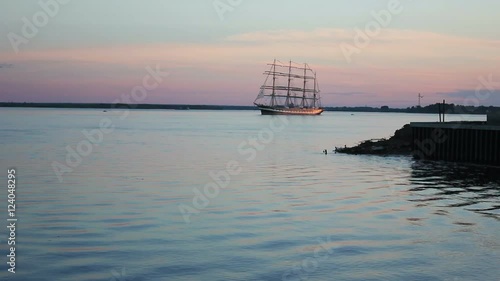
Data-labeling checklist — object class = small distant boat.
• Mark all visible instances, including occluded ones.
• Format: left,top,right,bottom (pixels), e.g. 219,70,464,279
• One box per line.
254,60,323,115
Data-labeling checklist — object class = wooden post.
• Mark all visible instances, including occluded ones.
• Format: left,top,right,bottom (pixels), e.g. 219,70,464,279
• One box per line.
442,100,446,123
438,104,442,122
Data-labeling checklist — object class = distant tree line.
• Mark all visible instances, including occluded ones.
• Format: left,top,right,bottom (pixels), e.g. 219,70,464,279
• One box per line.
1,102,498,115
324,103,500,115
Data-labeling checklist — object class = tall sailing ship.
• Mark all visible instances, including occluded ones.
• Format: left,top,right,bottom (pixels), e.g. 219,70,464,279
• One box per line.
254,60,323,115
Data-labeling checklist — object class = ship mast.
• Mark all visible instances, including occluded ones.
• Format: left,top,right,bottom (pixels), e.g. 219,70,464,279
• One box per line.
257,60,322,108
313,71,317,108
271,59,276,107
286,60,292,107
302,63,307,107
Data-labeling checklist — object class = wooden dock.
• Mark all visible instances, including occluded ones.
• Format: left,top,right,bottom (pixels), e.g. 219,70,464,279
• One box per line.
411,122,500,166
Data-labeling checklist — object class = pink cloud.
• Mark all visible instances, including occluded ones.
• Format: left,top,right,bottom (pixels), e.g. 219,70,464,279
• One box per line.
1,28,499,106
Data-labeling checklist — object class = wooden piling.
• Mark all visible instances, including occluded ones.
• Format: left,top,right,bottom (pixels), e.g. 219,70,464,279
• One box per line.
411,122,500,166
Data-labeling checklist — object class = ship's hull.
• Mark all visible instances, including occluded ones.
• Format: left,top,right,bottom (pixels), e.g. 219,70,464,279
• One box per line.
257,105,324,115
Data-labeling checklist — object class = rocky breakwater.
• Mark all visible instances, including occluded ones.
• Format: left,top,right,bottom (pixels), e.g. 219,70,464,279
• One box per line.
335,124,412,155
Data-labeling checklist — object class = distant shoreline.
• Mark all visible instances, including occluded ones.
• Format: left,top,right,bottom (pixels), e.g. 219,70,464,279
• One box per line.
0,102,496,115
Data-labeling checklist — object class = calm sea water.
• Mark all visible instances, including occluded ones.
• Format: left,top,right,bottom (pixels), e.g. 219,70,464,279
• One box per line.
0,108,499,281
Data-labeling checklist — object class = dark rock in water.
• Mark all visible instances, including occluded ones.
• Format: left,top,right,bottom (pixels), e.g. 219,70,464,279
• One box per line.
335,124,412,155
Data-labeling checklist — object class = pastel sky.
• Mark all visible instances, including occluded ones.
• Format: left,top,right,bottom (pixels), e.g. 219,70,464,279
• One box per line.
1,0,500,107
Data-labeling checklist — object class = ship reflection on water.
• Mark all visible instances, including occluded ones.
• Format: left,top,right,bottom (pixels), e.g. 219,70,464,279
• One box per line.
410,161,500,220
